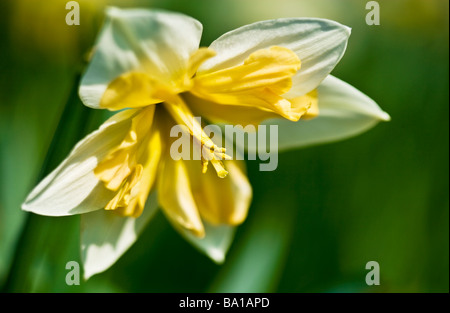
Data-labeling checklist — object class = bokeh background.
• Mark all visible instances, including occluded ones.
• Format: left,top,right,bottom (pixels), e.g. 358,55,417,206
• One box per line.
0,0,448,293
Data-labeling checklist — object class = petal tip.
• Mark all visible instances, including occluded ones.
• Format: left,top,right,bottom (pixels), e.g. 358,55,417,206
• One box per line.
379,111,391,122
82,265,102,281
20,202,66,217
83,271,94,281
315,17,351,37
333,20,352,36
21,201,29,211
208,248,226,264
345,25,352,36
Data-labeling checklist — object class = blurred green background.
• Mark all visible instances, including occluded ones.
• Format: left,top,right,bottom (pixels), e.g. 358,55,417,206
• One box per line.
0,0,448,293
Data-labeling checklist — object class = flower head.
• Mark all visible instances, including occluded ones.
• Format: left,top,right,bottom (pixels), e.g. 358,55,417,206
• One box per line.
22,7,389,279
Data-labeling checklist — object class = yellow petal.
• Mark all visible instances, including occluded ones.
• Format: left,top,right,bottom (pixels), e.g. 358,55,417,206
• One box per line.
158,156,205,238
155,109,248,237
99,72,164,111
95,107,153,189
293,89,319,120
105,164,143,211
184,91,318,126
186,94,277,126
187,47,217,79
95,106,162,217
120,114,164,217
186,159,252,226
191,46,303,121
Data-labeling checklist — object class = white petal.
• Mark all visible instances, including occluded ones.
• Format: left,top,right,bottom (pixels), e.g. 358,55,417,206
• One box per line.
199,18,350,96
21,110,134,216
173,220,236,264
273,75,390,150
79,7,203,109
81,192,158,279
236,75,390,152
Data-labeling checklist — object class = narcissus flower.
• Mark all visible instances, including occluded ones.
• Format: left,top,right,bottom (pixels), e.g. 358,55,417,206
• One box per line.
22,7,390,279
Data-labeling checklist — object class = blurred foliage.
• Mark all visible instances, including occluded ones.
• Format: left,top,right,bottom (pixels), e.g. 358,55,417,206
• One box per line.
0,0,448,292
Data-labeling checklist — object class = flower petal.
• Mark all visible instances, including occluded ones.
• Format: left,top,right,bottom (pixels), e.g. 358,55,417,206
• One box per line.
158,158,205,238
99,73,164,111
21,110,136,216
79,7,203,109
81,191,158,279
240,75,390,152
199,18,351,97
162,159,251,263
94,106,163,218
185,93,278,126
187,160,252,226
175,222,236,264
193,46,304,121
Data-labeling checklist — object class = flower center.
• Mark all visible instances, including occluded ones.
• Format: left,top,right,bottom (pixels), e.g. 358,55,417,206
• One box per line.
94,45,304,216
158,90,231,178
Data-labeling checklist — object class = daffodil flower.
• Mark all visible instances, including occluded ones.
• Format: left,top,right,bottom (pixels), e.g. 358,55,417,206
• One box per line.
22,7,389,279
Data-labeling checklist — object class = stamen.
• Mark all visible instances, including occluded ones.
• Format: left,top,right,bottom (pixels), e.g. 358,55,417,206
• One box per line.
220,153,232,161
201,159,209,174
210,159,228,178
159,89,231,178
